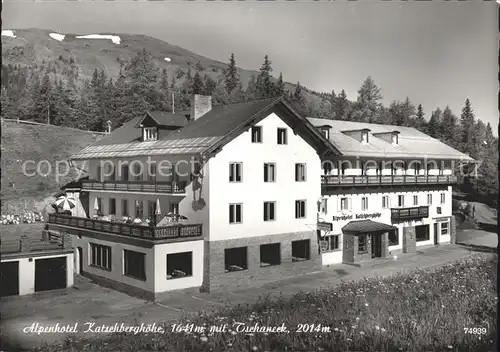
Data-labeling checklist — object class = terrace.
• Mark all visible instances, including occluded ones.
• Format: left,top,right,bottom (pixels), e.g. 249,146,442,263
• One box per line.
322,174,458,188
47,214,203,240
81,180,187,194
391,206,430,222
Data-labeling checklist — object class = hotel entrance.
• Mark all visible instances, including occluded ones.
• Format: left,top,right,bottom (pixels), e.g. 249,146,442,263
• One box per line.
371,234,383,258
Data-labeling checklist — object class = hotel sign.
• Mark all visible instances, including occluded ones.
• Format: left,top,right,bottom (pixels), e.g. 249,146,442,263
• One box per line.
333,212,382,221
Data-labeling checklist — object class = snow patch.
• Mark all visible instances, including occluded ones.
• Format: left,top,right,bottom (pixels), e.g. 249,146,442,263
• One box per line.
75,34,121,45
1,30,16,38
164,57,171,62
49,33,65,42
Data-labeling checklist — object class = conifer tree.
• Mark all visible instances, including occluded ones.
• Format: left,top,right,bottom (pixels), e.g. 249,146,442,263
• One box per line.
224,53,239,93
255,55,275,99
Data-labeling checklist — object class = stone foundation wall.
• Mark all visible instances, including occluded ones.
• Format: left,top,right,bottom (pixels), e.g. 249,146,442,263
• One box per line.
203,231,321,292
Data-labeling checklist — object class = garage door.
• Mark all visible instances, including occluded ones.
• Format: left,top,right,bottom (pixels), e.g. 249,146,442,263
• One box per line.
0,261,19,297
35,257,67,292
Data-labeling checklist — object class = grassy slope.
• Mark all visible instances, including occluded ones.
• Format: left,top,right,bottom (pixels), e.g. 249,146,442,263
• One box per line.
36,254,496,352
1,121,101,214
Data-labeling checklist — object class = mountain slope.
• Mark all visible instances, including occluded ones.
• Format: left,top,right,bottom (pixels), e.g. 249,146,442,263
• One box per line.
1,28,324,104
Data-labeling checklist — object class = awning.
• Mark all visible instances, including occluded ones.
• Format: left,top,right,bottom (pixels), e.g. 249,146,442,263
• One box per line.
342,220,397,234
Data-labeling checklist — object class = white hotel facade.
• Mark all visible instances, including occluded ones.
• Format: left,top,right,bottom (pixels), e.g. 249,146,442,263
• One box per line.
47,95,473,300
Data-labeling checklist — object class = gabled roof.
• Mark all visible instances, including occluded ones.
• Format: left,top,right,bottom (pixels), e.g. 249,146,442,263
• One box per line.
71,97,340,160
135,111,190,128
308,118,474,161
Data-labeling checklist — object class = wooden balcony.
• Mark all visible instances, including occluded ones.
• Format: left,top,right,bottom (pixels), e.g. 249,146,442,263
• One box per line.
47,214,202,240
81,180,187,194
0,234,70,255
391,206,429,222
322,174,458,188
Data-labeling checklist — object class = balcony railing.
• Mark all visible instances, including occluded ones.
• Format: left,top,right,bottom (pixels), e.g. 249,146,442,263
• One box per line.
0,237,68,255
391,206,429,221
81,180,187,194
322,175,457,187
47,214,202,240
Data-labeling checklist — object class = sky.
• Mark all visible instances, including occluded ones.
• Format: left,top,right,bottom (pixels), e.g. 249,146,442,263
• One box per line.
3,1,498,130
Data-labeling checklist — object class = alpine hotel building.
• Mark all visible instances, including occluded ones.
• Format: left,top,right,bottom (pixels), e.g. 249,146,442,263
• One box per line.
46,95,474,300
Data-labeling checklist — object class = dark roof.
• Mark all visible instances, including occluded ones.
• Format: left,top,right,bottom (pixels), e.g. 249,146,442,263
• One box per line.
342,220,397,234
71,97,341,160
60,176,89,191
136,111,190,128
92,115,143,147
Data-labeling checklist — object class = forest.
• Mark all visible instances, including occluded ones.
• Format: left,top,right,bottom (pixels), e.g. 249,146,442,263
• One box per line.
1,49,497,204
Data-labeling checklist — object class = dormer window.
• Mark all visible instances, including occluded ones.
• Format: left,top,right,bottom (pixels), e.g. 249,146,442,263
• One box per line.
143,127,158,141
361,131,369,144
322,129,330,139
391,133,398,145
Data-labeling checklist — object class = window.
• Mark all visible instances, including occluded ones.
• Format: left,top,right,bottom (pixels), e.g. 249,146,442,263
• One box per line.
323,161,332,175
144,127,158,141
340,197,350,211
358,235,368,253
440,193,446,204
109,198,116,215
170,202,179,215
389,230,399,246
167,252,192,279
427,194,433,205
415,163,421,174
148,200,156,218
361,131,369,144
413,195,418,206
321,129,330,139
108,164,115,181
90,243,112,271
382,196,389,209
264,163,276,182
132,162,142,181
124,250,146,280
391,134,398,145
277,128,287,145
318,198,328,213
416,225,430,242
148,162,156,182
122,199,129,217
263,201,276,221
441,222,449,235
229,203,242,224
292,240,310,261
341,162,348,175
121,164,129,181
361,197,368,211
251,126,262,143
96,165,102,182
135,200,143,219
295,200,306,219
260,243,281,267
229,163,242,182
398,195,405,207
95,198,103,215
225,247,247,272
322,234,340,252
437,207,442,215
295,163,307,182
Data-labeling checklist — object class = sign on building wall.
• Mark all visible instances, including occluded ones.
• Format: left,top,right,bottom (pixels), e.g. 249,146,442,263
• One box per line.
332,212,382,221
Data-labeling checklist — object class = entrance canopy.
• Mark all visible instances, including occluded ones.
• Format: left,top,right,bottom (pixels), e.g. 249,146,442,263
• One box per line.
342,220,397,235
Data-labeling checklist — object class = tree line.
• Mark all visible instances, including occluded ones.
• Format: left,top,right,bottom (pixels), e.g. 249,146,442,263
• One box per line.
0,50,497,203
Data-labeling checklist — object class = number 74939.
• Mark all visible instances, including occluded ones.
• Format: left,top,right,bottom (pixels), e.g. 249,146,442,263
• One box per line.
464,327,487,335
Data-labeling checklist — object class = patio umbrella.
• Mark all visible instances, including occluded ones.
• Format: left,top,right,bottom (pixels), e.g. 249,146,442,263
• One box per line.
93,197,99,211
155,198,161,215
55,195,76,211
178,215,188,220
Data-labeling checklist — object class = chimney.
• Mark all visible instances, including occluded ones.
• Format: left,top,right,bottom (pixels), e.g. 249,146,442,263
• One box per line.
191,94,212,121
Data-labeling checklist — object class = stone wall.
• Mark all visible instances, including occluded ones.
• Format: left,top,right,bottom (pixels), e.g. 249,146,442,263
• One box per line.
403,226,416,253
203,231,321,292
450,216,457,244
